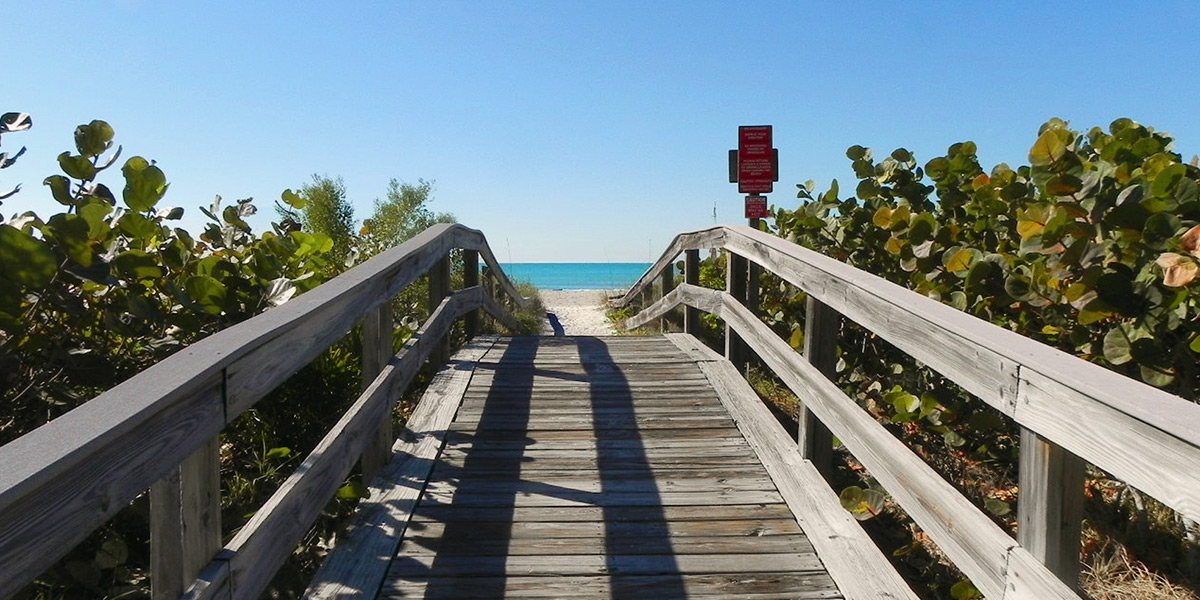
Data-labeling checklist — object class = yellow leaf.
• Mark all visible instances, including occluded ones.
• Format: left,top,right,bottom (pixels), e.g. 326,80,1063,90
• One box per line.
946,249,973,273
971,174,991,191
890,204,911,228
885,236,904,255
1017,219,1045,240
872,207,892,228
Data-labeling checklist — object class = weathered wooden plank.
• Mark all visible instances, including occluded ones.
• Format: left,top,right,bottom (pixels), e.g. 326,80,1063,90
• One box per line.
1018,428,1085,589
698,294,1080,599
670,335,918,600
609,227,726,308
381,573,842,600
685,248,701,334
399,534,814,556
1016,368,1200,523
302,337,495,600
360,304,394,482
199,294,482,600
727,251,749,373
636,226,1200,525
422,474,777,495
0,373,224,600
388,552,826,577
420,489,785,508
443,437,749,451
800,297,837,479
412,503,799,523
463,249,480,338
150,436,222,600
446,426,740,442
405,517,804,540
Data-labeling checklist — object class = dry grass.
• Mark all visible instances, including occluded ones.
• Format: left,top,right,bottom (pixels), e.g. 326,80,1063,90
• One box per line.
1082,538,1199,600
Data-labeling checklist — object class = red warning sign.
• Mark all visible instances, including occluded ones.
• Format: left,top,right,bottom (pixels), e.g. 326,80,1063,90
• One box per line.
738,126,774,194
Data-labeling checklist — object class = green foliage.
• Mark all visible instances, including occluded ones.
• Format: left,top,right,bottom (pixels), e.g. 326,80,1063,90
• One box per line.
293,174,355,266
0,120,336,446
362,178,454,254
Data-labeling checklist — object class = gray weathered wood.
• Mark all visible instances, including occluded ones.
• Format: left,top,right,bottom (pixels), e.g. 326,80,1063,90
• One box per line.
183,290,486,600
672,288,1081,599
622,225,1200,526
660,261,675,332
360,305,394,482
1017,428,1085,589
800,296,837,480
303,337,495,600
666,333,918,600
684,248,700,334
463,249,480,338
428,254,451,365
726,251,749,373
150,436,221,600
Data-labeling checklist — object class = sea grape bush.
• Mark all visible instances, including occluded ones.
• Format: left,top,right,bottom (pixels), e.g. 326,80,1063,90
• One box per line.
770,118,1200,402
759,118,1200,527
0,117,336,445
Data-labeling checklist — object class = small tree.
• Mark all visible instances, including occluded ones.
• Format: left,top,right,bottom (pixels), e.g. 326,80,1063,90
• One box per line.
363,178,454,252
298,174,355,263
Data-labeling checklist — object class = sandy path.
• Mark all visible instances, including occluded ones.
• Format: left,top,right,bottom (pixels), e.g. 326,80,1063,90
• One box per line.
539,290,617,336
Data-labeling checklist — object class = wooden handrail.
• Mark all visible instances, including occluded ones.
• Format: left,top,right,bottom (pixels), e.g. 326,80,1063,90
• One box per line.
619,225,1200,597
0,223,528,599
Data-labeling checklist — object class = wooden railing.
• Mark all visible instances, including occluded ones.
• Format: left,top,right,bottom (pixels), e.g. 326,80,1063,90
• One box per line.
614,224,1200,600
0,224,532,600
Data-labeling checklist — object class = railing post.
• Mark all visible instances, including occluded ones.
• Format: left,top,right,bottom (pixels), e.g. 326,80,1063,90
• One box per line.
359,304,394,481
800,296,838,479
747,219,761,321
726,251,749,374
463,249,480,339
150,438,221,600
684,249,700,335
1018,429,1085,589
659,261,675,332
429,254,451,364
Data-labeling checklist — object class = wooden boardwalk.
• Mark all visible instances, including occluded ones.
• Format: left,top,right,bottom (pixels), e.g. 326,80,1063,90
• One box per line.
310,335,845,599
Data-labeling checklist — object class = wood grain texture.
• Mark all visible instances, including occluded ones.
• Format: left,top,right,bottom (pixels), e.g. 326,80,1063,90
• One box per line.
151,437,222,600
698,291,1081,600
621,225,1200,526
303,337,495,600
1018,428,1084,589
377,335,842,600
685,248,700,335
0,223,533,597
667,334,918,600
360,305,395,482
217,291,482,600
800,297,837,480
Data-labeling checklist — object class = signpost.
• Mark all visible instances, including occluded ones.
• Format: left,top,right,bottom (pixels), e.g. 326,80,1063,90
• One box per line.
727,125,778,375
737,125,774,194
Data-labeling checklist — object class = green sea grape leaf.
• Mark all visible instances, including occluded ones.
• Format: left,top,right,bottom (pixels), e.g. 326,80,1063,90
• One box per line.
121,156,169,212
185,274,227,314
74,120,115,158
1029,130,1067,167
0,224,57,288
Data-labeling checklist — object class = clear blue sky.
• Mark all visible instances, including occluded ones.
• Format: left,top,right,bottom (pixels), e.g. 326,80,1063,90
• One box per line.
5,2,1198,262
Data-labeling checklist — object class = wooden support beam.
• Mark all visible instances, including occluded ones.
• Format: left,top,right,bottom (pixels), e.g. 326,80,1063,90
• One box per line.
1018,428,1085,590
463,250,480,339
659,262,675,332
684,249,700,335
726,252,748,374
428,255,452,365
747,219,761,321
151,437,221,600
800,297,837,480
359,305,394,481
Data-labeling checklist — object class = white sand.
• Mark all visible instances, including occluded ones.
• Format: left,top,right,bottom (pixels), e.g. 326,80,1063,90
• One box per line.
539,290,617,336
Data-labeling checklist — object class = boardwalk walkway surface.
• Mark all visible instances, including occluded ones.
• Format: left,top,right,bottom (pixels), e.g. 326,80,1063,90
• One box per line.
310,335,844,599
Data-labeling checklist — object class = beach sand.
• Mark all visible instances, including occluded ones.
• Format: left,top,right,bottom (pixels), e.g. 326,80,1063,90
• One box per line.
539,290,617,336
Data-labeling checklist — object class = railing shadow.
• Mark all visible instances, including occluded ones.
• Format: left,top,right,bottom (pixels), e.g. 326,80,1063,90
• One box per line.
402,335,686,598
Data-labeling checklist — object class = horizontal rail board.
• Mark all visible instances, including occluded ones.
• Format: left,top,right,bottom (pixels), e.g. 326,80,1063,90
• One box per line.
621,226,1200,525
0,223,529,598
646,289,1079,599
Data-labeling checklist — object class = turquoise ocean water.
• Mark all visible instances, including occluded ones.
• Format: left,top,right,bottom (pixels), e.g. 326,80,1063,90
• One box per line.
499,263,652,290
